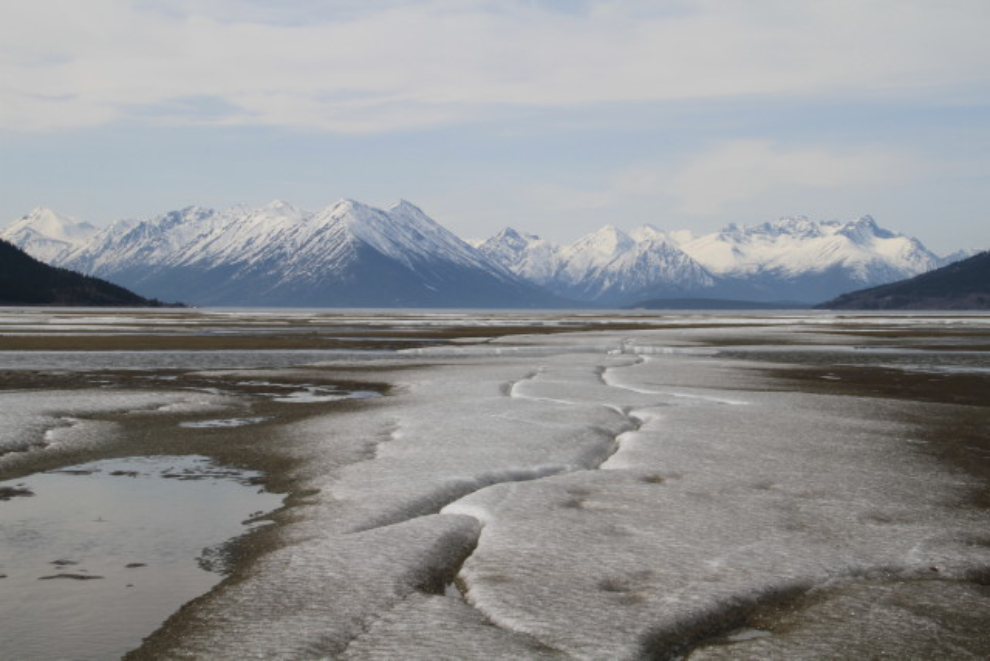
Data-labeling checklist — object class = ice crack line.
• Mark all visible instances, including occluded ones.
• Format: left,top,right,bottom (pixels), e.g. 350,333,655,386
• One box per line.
504,368,541,398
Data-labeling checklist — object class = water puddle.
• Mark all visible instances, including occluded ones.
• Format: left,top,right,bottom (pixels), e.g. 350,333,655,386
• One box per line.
270,387,382,403
0,455,282,660
235,380,384,404
178,416,271,429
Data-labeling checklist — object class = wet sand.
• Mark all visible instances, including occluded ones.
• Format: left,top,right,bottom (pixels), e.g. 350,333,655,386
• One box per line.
1,309,988,659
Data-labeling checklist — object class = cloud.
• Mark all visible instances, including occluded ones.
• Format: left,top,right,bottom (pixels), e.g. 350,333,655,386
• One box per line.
525,140,922,219
665,140,923,215
2,0,989,133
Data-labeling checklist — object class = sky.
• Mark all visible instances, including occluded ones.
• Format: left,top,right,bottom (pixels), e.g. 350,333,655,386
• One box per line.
2,0,989,254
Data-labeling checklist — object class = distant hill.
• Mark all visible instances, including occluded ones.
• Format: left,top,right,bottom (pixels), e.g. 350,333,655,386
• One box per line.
817,250,990,310
0,239,176,307
627,297,808,310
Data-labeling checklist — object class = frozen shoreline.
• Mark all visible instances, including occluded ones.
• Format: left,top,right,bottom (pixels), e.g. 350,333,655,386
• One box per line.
1,310,988,658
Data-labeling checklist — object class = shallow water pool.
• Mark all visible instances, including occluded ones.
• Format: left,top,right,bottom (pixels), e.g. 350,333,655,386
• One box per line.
0,455,282,660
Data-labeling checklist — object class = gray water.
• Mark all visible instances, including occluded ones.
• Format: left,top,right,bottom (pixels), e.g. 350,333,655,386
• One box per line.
0,455,282,660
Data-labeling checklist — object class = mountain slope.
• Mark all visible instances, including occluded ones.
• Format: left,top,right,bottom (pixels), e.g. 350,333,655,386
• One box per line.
0,208,97,263
55,200,562,308
480,225,717,305
480,214,951,306
7,202,961,308
477,228,563,286
818,250,990,310
671,216,943,301
0,239,170,306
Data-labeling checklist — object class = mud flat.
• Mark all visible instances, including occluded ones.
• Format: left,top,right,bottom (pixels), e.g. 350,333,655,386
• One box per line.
1,309,988,659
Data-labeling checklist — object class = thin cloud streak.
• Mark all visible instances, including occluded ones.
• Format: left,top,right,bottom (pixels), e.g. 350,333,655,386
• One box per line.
2,0,989,133
524,140,923,219
666,140,923,215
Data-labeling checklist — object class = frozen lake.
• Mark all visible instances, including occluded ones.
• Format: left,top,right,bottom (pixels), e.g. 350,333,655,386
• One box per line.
0,308,988,659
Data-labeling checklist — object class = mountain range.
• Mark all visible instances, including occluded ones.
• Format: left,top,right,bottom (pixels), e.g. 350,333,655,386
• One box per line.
477,216,963,306
1,201,972,308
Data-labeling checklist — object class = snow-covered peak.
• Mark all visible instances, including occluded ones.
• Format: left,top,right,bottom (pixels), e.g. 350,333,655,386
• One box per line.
837,215,896,242
558,225,634,282
389,199,427,216
478,227,561,286
307,198,501,277
1,207,98,262
3,207,96,242
565,225,633,259
259,199,302,216
679,214,940,281
484,227,543,252
628,224,669,244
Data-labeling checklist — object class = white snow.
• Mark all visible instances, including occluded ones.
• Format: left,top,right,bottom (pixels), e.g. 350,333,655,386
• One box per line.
0,208,97,262
672,215,943,281
3,202,958,305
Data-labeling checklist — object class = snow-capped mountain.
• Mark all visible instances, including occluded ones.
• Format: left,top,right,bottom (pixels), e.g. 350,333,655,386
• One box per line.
6,202,959,307
479,215,951,305
668,216,946,303
479,225,716,305
477,228,563,287
0,208,97,263
674,216,940,279
46,200,558,307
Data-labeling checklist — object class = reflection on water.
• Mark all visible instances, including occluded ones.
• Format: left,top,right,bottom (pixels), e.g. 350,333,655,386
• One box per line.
0,455,282,661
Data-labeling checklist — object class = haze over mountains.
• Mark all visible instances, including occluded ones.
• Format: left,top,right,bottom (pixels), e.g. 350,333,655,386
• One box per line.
1,201,971,308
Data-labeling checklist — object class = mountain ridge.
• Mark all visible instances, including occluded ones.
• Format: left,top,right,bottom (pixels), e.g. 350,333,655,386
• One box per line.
3,200,561,308
2,201,969,308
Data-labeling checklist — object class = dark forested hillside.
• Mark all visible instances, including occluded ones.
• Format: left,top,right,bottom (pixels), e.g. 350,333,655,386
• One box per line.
818,250,990,310
0,239,175,306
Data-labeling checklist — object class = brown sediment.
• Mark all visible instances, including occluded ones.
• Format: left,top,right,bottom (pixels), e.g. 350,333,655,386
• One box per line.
0,319,685,352
765,364,990,408
0,364,391,492
0,485,34,500
761,364,990,507
0,334,429,352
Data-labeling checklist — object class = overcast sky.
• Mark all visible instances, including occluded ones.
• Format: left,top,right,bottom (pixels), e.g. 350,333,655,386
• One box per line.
2,0,989,253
